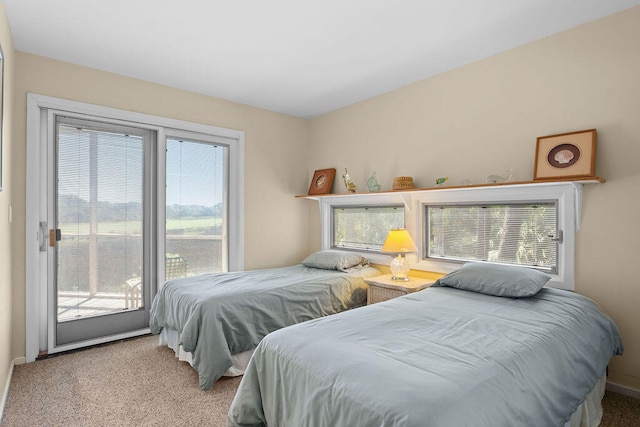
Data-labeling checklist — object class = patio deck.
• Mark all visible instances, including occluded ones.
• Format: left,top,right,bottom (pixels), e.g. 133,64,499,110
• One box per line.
58,292,140,322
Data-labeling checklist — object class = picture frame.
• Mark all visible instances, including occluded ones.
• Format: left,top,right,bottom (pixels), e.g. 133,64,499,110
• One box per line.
533,129,597,181
308,168,336,195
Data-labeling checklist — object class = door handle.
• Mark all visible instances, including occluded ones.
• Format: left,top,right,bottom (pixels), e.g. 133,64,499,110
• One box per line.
49,228,61,247
39,222,48,252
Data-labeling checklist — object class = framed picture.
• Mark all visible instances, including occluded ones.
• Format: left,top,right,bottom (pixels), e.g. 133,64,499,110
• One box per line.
533,129,597,181
308,168,336,195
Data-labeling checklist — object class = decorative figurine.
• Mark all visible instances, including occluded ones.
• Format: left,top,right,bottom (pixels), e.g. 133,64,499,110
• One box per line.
486,168,513,184
367,171,381,192
342,168,357,192
435,177,448,186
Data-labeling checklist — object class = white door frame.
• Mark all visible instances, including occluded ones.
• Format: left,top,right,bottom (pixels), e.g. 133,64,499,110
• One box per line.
25,93,245,362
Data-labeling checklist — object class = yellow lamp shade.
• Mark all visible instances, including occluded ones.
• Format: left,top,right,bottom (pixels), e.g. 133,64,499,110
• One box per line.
381,228,417,254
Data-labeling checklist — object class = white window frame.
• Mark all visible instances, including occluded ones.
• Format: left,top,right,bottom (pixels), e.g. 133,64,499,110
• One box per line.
314,181,581,291
317,192,413,266
162,129,234,276
25,93,244,362
414,183,577,290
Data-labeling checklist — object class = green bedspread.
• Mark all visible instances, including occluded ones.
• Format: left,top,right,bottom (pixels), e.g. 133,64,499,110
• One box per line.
149,264,380,390
229,286,623,426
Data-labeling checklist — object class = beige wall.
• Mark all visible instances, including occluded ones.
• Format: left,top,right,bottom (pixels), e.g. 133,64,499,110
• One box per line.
0,0,14,400
309,7,640,390
10,53,310,361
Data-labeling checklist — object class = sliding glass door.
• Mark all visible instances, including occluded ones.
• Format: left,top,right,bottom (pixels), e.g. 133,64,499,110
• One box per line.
25,94,243,360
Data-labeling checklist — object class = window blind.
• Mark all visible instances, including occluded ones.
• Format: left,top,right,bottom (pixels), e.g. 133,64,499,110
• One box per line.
333,206,404,251
56,120,144,318
427,203,558,272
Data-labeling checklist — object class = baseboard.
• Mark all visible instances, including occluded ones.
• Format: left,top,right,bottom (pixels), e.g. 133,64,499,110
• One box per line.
606,381,640,400
0,358,16,422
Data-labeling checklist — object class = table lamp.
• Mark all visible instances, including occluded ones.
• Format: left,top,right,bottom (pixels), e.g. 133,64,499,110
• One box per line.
381,228,417,281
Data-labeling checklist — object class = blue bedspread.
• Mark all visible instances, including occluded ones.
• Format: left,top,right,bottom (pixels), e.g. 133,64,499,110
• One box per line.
228,287,623,426
149,264,380,390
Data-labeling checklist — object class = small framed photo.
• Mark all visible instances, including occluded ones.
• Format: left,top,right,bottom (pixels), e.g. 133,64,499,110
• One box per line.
308,168,336,195
533,129,597,181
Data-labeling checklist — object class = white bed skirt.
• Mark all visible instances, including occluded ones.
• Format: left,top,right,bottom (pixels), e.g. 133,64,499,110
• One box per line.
158,328,254,377
564,374,606,427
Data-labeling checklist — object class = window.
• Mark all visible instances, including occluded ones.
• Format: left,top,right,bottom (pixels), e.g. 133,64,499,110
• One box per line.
416,183,576,290
55,117,150,321
426,202,558,272
166,138,228,276
332,205,404,251
314,181,577,290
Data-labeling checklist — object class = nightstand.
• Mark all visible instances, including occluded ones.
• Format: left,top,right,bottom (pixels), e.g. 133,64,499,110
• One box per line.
365,274,435,304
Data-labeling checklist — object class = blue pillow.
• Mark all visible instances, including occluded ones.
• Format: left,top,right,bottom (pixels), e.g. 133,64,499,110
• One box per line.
432,262,551,298
301,250,369,271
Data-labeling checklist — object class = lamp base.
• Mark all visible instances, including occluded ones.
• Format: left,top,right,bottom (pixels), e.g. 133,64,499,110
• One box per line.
389,254,410,281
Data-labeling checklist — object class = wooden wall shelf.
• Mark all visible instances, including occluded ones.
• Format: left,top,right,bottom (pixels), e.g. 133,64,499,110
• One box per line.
295,176,605,199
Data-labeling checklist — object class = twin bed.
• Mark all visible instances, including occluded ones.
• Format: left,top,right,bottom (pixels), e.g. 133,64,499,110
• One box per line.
149,250,379,390
226,262,623,426
150,252,623,426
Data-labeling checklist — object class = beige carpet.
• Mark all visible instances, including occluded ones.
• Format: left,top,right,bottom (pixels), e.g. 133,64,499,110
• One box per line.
601,389,640,427
2,335,639,426
1,335,240,426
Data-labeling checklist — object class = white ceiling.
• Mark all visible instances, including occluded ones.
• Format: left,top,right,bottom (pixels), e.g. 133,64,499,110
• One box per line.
4,0,640,118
